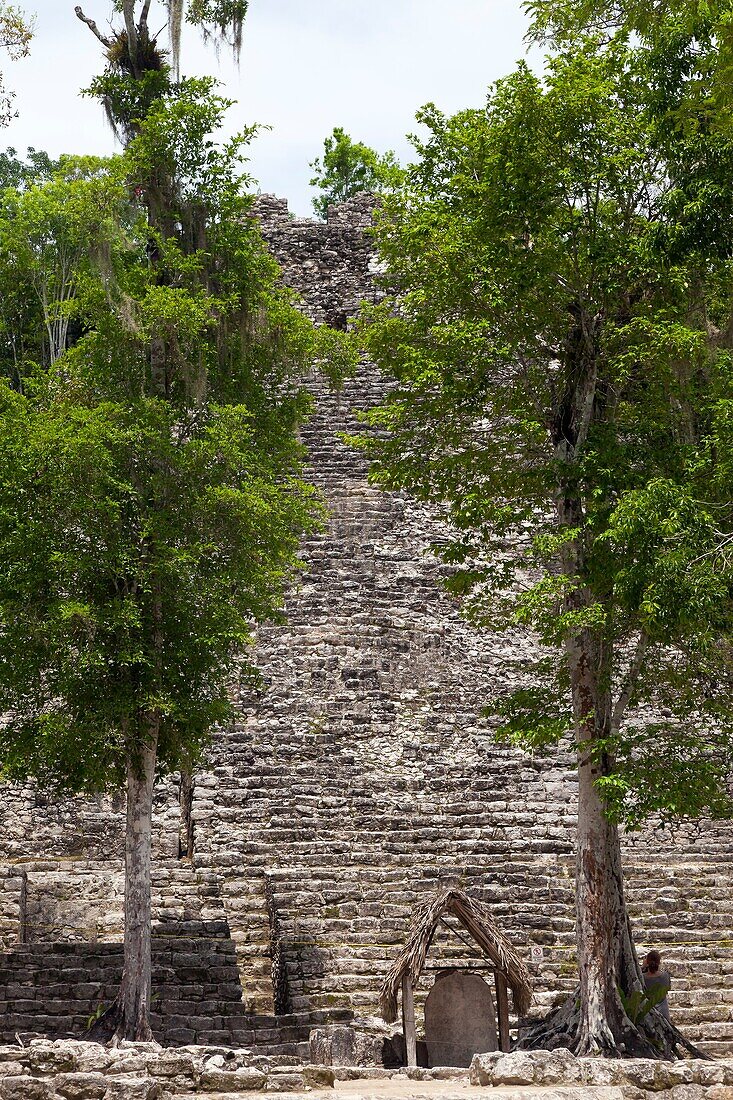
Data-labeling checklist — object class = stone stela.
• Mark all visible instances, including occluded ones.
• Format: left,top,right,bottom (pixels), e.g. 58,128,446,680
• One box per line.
424,968,498,1067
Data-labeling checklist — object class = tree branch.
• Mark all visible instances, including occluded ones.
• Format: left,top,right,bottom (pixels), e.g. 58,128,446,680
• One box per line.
74,7,114,48
611,630,649,735
122,0,139,71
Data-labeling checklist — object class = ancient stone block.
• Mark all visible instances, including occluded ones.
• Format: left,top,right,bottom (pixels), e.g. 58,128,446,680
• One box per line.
54,1072,107,1100
199,1066,267,1092
102,1076,163,1100
302,1065,335,1088
424,970,497,1068
0,1078,53,1100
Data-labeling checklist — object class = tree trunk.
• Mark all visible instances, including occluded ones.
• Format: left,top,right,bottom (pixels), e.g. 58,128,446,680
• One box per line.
575,727,635,1053
518,583,705,1057
564,613,625,1053
87,723,159,1044
178,769,194,860
118,727,158,1040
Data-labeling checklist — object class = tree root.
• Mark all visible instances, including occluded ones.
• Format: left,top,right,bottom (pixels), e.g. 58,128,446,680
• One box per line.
84,998,154,1046
516,988,710,1061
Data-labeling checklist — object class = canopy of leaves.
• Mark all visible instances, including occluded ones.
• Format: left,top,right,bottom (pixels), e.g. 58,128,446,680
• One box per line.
309,127,401,219
358,37,733,827
0,145,57,189
0,82,326,791
0,4,32,126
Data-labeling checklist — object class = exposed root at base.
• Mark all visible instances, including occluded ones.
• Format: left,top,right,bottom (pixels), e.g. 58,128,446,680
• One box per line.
516,988,709,1061
84,999,154,1046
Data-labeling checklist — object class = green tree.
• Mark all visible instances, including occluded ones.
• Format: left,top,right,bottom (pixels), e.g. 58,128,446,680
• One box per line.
0,145,56,189
358,38,733,1057
0,92,323,1042
67,0,260,1043
309,126,400,218
0,156,127,365
0,0,341,1043
0,4,32,126
0,149,60,387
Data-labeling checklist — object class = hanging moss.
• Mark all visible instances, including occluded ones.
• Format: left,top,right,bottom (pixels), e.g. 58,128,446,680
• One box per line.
186,0,248,60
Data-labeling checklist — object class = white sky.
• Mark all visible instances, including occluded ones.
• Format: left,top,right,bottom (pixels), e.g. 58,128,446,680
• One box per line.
4,1,533,216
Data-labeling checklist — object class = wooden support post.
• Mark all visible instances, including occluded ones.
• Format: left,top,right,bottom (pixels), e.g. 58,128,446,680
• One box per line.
495,971,510,1053
401,973,417,1067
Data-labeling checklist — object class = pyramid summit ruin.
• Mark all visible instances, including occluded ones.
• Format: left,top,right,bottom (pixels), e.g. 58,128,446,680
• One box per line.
0,194,732,1057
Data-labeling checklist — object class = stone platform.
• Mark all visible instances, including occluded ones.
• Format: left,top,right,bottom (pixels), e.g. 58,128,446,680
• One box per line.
3,1042,733,1100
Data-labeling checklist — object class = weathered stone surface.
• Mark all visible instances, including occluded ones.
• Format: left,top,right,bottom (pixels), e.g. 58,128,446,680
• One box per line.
265,1072,306,1091
474,1050,538,1086
199,1067,267,1092
579,1059,637,1088
54,1072,108,1100
424,970,497,1068
469,1051,502,1086
144,1051,197,1081
417,1067,468,1080
102,1077,163,1100
309,1027,388,1067
25,1043,78,1075
0,1077,53,1100
707,1086,733,1100
532,1048,582,1085
331,1067,396,1080
667,1086,705,1100
302,1066,336,1087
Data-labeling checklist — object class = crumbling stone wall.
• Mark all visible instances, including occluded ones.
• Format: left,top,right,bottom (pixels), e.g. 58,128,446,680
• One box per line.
0,776,179,863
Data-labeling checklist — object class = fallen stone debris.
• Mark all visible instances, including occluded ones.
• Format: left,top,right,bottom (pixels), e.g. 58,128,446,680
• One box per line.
2,1040,733,1100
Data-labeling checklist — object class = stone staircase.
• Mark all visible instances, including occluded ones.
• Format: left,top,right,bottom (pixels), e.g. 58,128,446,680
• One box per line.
0,856,347,1052
0,857,231,948
253,851,733,1057
624,850,733,1057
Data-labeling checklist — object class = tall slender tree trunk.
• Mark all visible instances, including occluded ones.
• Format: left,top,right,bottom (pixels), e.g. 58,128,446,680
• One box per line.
87,718,160,1044
565,625,694,1057
558,450,645,1053
575,743,629,1053
118,725,159,1040
518,475,703,1056
570,660,638,1053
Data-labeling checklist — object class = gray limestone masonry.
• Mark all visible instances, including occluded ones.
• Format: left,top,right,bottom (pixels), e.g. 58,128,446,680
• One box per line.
3,1041,733,1099
1,192,733,1056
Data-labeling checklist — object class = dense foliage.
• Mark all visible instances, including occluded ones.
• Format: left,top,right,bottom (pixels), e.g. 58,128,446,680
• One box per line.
0,86,322,793
360,40,733,827
0,4,32,125
358,13,733,1054
309,126,400,218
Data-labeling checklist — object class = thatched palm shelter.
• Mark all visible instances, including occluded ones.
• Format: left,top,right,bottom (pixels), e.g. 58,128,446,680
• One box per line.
379,888,532,1063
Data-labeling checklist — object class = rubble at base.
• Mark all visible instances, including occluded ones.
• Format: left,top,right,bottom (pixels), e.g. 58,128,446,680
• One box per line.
3,1040,733,1100
0,1039,332,1099
470,1049,733,1096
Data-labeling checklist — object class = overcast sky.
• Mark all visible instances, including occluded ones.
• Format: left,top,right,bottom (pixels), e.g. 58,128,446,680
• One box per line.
4,1,533,216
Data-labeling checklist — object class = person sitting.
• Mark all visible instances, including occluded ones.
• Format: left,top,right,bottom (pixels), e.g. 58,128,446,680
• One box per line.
641,949,671,1020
